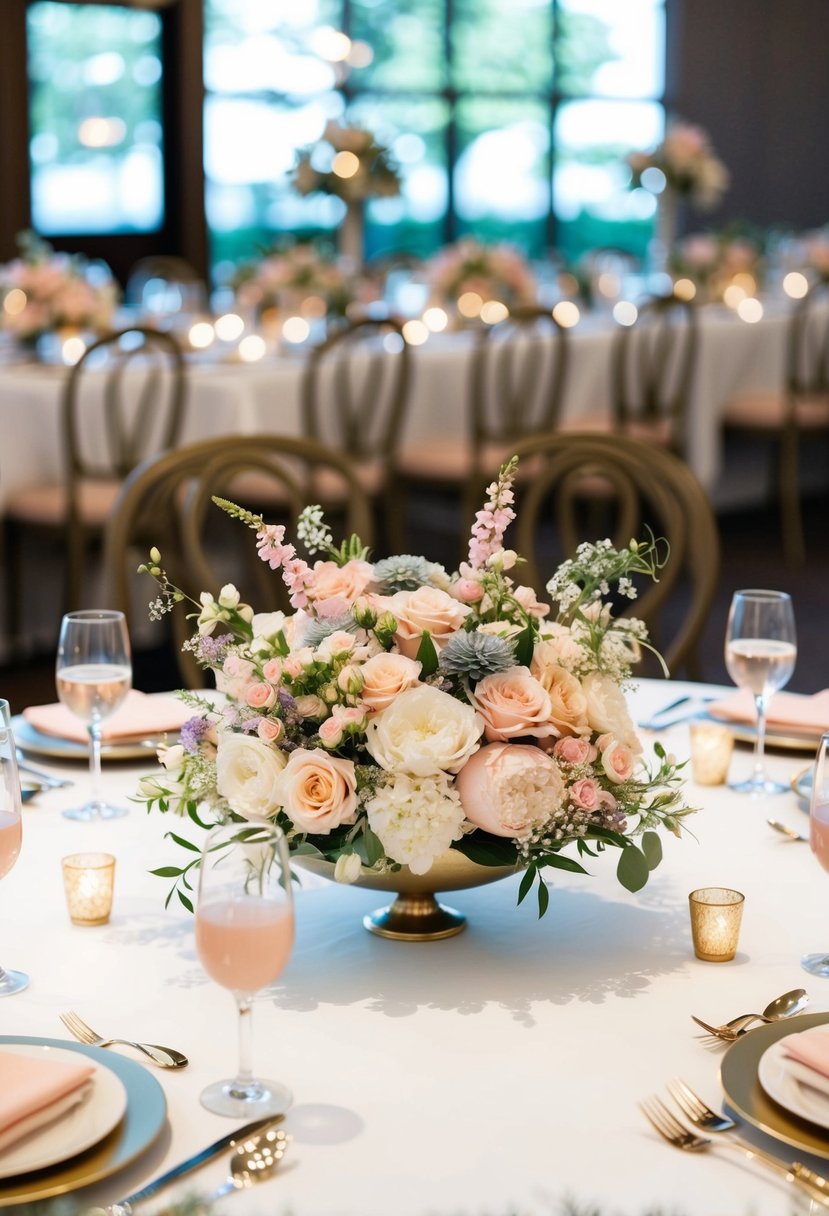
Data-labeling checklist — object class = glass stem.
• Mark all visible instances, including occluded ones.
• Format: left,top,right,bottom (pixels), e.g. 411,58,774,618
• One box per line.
235,994,255,1089
753,692,768,781
88,718,103,810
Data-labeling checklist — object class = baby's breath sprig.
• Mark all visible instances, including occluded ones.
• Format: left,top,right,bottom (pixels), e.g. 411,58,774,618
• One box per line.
138,547,192,620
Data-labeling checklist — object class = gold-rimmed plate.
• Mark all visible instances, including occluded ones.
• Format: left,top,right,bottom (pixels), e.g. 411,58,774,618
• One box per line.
701,711,823,754
792,765,812,807
720,1012,829,1161
11,716,168,763
0,1036,167,1206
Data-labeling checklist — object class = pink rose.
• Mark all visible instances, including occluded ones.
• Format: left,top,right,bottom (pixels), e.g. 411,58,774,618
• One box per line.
389,587,471,658
601,740,637,784
245,682,277,710
262,658,283,682
456,742,565,838
277,748,358,834
215,656,257,700
318,717,344,748
306,559,374,607
451,578,485,604
512,585,549,618
256,717,283,743
359,652,421,714
569,777,603,810
553,736,596,766
470,667,556,742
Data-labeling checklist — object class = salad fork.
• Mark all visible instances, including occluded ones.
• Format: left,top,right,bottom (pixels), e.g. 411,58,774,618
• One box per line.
640,1094,829,1207
666,1078,737,1132
59,1010,188,1069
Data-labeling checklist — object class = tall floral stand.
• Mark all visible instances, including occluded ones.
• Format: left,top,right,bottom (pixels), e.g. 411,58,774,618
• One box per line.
339,200,365,271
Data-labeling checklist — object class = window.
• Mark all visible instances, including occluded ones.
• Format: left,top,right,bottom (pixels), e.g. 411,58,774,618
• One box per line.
203,0,666,274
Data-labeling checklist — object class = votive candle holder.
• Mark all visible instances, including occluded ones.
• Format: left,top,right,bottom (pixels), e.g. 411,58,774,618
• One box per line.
688,887,744,962
62,852,116,926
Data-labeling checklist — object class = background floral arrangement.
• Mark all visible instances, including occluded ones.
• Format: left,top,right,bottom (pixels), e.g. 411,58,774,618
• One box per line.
669,230,763,300
231,241,370,320
425,238,538,311
0,230,119,343
628,120,730,209
138,458,693,917
292,120,401,203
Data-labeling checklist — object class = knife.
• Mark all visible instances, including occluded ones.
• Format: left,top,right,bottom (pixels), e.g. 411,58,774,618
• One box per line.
107,1115,284,1213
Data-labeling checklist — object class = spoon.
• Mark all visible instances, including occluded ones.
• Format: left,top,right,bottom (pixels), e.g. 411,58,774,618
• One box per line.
206,1127,290,1201
768,817,808,842
724,987,809,1033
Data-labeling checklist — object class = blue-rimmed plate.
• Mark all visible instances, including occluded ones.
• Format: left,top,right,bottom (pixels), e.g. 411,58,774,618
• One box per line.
0,1036,167,1206
792,765,813,808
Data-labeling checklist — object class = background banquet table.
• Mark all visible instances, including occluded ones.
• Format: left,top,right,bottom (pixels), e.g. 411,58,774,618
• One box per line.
0,298,794,518
3,678,829,1215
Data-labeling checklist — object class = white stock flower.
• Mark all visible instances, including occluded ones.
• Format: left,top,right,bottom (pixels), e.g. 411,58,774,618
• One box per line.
215,731,287,820
365,772,465,874
334,852,363,884
364,684,482,775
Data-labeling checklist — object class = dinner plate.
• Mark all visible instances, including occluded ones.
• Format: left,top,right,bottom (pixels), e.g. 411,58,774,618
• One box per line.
758,1037,829,1129
0,1036,167,1206
701,709,823,753
792,765,813,806
11,715,167,763
720,1012,829,1161
0,1043,127,1179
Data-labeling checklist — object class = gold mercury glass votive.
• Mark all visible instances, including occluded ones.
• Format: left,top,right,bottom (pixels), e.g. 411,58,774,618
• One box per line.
688,887,745,962
62,853,116,926
689,721,735,786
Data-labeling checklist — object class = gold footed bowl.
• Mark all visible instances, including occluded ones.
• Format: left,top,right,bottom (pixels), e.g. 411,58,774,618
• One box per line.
293,851,518,941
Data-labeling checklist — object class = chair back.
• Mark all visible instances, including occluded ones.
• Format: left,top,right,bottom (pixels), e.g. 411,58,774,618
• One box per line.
64,326,187,488
508,431,720,678
611,293,697,450
469,307,569,452
104,434,375,687
301,316,411,465
786,279,829,398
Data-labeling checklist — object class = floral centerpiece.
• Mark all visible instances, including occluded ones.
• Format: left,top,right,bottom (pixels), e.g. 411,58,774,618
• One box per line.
232,241,371,323
292,121,401,204
0,230,119,345
137,458,693,921
627,121,729,210
669,230,763,302
424,238,538,318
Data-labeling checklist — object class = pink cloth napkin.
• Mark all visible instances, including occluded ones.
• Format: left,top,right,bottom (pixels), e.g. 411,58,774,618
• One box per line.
23,689,192,744
0,1051,94,1151
707,688,829,733
782,1025,829,1080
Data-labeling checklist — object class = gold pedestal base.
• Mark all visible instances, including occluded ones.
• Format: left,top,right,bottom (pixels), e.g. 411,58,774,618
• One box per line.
363,893,466,941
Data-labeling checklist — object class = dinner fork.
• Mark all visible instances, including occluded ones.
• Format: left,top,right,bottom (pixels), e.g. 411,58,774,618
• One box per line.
690,1014,758,1042
59,1010,188,1069
640,1095,829,1207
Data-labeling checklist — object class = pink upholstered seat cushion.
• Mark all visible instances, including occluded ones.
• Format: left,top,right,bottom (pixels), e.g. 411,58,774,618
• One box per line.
5,479,122,527
723,391,829,429
227,462,384,509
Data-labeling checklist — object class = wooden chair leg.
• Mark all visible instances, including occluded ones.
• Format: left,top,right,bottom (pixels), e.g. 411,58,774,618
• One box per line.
779,425,805,566
3,518,25,651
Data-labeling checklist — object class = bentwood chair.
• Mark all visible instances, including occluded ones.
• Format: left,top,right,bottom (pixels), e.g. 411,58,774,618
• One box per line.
3,326,186,647
507,431,720,678
103,434,375,688
721,280,829,564
394,307,569,549
610,292,698,456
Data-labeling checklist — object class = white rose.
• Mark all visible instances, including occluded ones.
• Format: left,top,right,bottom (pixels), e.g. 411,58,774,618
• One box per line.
365,684,483,775
215,732,287,821
581,672,642,753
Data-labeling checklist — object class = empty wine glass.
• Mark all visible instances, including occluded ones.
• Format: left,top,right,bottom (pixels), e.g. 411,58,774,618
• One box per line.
56,610,132,821
195,821,294,1118
724,589,796,795
0,699,28,995
802,732,829,976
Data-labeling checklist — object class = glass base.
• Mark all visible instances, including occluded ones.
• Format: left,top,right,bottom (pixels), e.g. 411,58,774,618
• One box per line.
802,953,829,977
200,1076,292,1119
63,802,129,822
728,774,790,796
0,969,29,996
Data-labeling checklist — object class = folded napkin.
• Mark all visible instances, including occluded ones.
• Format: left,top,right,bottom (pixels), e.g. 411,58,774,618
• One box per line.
782,1025,829,1080
0,1051,94,1152
23,690,192,745
707,688,829,733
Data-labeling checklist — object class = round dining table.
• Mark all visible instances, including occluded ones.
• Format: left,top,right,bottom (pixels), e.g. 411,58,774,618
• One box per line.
2,677,827,1215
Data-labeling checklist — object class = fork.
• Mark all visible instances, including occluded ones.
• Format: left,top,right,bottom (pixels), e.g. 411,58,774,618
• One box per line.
690,1014,761,1042
59,1010,188,1069
641,1094,829,1207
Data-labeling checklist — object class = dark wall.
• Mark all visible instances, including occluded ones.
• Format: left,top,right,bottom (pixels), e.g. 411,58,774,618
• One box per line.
669,0,829,231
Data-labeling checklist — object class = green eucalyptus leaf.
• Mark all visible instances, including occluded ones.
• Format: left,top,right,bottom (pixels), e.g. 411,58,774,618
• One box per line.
362,828,385,867
616,845,650,893
641,830,663,871
514,624,535,668
453,835,518,866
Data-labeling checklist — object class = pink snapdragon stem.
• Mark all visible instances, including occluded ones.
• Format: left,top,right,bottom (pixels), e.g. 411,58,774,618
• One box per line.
256,524,313,609
467,457,518,569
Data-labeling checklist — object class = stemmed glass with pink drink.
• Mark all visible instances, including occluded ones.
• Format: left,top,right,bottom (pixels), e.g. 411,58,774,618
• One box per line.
195,821,294,1117
803,732,829,977
0,699,27,995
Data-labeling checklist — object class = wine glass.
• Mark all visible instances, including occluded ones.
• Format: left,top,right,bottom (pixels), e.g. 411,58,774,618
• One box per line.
56,610,132,821
802,732,829,976
0,699,28,995
724,589,796,795
195,821,294,1117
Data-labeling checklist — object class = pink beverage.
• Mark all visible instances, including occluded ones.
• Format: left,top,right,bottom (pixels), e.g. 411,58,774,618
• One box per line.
195,897,294,992
0,811,21,879
56,664,131,721
725,639,796,695
812,802,829,875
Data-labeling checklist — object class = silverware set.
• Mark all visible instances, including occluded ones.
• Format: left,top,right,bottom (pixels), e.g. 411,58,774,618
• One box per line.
691,987,809,1042
59,1009,189,1069
638,694,718,732
641,1080,829,1207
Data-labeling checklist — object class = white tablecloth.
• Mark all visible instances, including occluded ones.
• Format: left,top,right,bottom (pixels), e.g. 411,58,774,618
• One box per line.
4,678,827,1215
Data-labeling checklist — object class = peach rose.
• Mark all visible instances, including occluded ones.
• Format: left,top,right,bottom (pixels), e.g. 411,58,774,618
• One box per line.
306,559,374,607
569,777,603,810
601,739,637,784
456,742,565,838
277,748,358,834
359,652,422,714
531,650,590,737
389,587,471,658
245,682,277,710
552,735,596,766
470,667,556,742
582,672,642,753
534,627,583,672
512,585,549,618
256,717,284,743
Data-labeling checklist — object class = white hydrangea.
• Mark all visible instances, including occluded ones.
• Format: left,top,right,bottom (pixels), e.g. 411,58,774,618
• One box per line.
365,773,465,875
